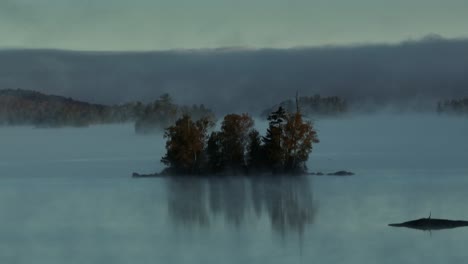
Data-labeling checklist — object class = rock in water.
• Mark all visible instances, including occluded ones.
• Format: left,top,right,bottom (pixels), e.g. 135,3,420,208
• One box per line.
327,171,354,176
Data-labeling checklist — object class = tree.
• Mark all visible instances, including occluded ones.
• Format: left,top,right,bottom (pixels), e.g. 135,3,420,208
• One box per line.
135,93,179,133
263,107,287,173
262,98,319,174
246,129,265,171
206,131,224,173
219,113,254,172
161,115,212,174
159,99,318,176
282,111,319,173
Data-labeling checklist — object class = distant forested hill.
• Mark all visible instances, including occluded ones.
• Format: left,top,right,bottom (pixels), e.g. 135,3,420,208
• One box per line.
0,89,215,131
0,89,119,126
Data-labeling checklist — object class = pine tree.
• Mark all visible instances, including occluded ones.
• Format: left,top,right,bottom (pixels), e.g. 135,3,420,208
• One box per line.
246,129,265,171
206,131,224,173
263,107,287,173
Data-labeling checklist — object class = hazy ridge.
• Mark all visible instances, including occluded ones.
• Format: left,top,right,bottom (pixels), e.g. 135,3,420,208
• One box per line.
1,37,467,114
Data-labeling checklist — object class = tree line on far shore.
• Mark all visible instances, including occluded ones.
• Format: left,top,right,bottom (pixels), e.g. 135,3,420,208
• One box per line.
134,93,215,134
262,94,347,118
161,102,319,176
0,89,215,130
437,98,468,115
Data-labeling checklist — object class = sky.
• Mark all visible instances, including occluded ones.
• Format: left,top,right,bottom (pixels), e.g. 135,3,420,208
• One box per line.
1,0,467,51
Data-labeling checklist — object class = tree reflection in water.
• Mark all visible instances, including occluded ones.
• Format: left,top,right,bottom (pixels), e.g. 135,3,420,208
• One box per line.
166,176,317,236
167,178,210,227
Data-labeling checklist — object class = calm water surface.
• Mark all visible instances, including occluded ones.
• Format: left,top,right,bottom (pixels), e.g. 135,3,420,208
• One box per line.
0,114,467,263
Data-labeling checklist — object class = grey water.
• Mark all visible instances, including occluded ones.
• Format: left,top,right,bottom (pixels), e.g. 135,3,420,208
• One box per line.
0,114,467,263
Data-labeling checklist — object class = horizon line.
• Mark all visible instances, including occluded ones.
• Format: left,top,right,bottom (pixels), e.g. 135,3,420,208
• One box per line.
1,34,467,54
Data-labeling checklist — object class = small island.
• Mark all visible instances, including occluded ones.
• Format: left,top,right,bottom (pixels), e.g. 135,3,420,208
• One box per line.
137,97,320,177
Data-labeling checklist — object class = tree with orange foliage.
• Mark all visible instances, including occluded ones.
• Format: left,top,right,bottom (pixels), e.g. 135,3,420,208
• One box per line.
282,94,319,173
160,96,318,176
161,115,213,174
282,111,319,173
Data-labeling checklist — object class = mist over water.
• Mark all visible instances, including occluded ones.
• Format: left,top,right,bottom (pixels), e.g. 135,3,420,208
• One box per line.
312,113,468,173
1,37,468,113
1,113,468,263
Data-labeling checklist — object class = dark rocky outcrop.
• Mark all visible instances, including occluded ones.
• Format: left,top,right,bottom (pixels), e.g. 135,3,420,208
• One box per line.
309,171,354,176
327,171,354,176
389,215,468,231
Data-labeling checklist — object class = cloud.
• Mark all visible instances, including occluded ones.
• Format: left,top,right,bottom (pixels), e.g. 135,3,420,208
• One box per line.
0,37,467,113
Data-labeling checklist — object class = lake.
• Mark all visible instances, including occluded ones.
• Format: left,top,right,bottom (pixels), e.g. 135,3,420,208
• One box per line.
0,114,467,263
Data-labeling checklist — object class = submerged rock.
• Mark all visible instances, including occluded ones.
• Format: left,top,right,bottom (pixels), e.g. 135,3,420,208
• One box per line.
327,171,354,176
309,171,354,176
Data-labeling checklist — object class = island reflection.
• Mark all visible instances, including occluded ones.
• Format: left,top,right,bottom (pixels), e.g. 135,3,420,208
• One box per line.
166,176,317,236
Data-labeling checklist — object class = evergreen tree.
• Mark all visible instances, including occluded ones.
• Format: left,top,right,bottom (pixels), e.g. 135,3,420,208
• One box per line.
206,131,224,173
246,129,265,171
159,101,318,176
263,107,287,173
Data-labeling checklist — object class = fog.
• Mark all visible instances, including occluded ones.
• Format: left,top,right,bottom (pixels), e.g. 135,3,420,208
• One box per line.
0,114,467,263
1,37,468,113
0,113,466,177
